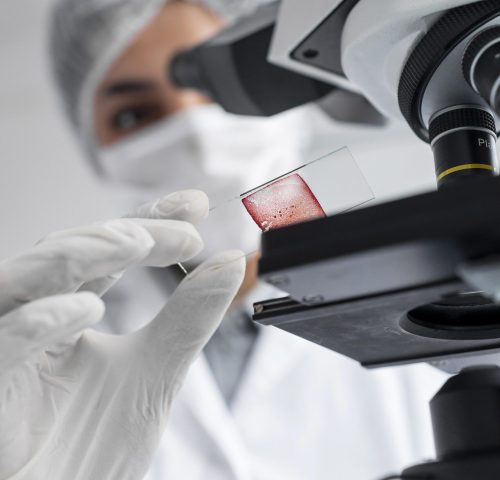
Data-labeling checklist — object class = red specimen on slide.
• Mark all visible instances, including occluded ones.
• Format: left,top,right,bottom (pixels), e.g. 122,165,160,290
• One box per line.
242,173,326,232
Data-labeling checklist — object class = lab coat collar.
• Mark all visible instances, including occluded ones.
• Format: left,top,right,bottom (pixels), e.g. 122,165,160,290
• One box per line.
179,282,310,476
180,329,310,478
231,281,311,410
179,354,253,479
231,321,311,412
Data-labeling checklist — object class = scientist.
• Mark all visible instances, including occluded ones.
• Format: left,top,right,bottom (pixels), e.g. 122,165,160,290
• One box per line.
47,0,447,479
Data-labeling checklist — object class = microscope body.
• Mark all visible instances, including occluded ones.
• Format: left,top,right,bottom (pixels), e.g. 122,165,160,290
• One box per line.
173,0,500,185
171,1,500,478
273,0,500,187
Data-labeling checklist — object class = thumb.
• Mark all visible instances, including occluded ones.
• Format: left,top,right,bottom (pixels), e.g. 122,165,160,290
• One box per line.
138,250,245,384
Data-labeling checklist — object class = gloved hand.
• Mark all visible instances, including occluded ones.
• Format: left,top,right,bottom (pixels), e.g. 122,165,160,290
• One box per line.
0,190,245,480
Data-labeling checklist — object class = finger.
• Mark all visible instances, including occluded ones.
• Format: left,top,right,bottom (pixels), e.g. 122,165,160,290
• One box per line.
123,190,209,224
0,220,154,316
78,271,124,297
0,292,104,371
78,218,203,293
79,190,207,292
138,250,246,381
128,218,203,267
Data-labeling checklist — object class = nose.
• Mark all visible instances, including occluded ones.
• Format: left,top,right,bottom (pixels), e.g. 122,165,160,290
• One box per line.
165,86,212,117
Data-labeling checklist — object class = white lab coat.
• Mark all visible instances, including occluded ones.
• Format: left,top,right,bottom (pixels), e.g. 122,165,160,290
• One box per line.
142,313,447,479
102,259,447,480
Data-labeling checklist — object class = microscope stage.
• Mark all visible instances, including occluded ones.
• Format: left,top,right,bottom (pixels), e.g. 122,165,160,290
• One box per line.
255,175,500,368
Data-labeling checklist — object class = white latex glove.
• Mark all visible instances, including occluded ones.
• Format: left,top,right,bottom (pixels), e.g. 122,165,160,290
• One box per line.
0,190,245,480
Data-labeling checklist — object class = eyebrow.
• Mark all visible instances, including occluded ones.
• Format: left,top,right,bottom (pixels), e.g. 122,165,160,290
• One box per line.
102,79,159,97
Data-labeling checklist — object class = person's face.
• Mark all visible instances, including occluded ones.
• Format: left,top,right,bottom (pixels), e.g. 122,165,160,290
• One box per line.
94,2,224,147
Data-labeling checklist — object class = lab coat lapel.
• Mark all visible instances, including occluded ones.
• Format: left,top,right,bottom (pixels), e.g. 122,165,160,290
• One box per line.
232,282,311,409
181,355,253,480
232,325,310,411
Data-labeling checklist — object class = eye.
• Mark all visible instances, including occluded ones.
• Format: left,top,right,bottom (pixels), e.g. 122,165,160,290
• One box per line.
110,105,163,133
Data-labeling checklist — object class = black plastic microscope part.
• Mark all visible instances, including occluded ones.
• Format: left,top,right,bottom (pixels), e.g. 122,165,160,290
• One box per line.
290,0,360,76
403,291,500,340
429,106,497,187
398,0,500,142
464,26,500,113
254,175,500,368
169,3,334,116
401,366,500,479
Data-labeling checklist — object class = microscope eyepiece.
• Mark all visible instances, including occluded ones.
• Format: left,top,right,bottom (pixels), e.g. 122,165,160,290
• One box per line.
429,105,497,188
168,3,334,117
170,47,209,94
464,27,500,115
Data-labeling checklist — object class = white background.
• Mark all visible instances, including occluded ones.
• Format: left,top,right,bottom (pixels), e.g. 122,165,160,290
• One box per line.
0,0,117,259
0,0,445,260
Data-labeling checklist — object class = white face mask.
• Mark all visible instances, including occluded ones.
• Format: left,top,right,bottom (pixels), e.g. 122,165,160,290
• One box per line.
98,104,314,260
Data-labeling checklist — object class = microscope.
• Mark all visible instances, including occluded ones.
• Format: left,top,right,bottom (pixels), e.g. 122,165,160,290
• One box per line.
171,1,500,477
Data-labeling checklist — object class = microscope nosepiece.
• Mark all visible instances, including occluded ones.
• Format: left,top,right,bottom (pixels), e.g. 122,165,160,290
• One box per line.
464,27,500,116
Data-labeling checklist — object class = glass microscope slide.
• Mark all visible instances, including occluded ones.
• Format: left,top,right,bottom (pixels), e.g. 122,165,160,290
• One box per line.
186,147,374,267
